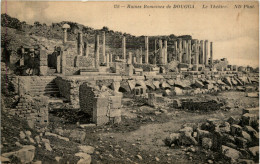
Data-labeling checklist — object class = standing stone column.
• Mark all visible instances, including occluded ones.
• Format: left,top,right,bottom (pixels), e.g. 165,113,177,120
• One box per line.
61,51,67,75
83,42,89,57
164,40,167,64
139,47,143,64
106,53,109,67
77,32,83,56
183,40,187,63
178,38,182,63
200,40,204,65
154,40,157,65
20,47,25,66
109,53,113,63
133,57,137,64
195,40,199,71
188,40,192,67
145,36,149,64
210,42,213,68
122,36,126,60
102,31,106,63
159,40,163,64
204,40,208,66
174,41,178,61
128,52,132,64
62,24,70,44
94,34,100,69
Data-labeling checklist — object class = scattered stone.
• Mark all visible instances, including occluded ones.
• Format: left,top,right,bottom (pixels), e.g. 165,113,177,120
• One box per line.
2,145,36,164
55,156,61,162
25,131,32,137
241,131,252,142
136,155,143,160
195,80,204,88
15,142,23,147
248,146,259,157
44,142,52,151
1,156,10,163
19,131,26,139
221,145,241,161
208,159,213,164
202,138,212,149
45,132,70,142
246,92,258,98
78,145,95,154
75,152,91,164
35,136,41,144
155,157,160,161
230,124,242,135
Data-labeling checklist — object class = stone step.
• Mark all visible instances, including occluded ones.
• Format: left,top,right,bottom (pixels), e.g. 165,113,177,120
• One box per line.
30,90,60,95
30,84,58,88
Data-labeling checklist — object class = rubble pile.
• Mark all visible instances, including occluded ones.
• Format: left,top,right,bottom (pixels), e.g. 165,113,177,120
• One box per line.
165,107,259,163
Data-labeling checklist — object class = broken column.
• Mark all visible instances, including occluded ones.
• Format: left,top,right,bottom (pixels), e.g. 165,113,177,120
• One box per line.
178,38,182,63
62,24,70,44
200,40,204,65
77,32,83,56
204,40,209,66
122,36,126,60
61,51,67,75
164,40,167,64
188,40,191,67
210,42,213,68
145,36,149,64
138,47,143,64
159,40,163,64
154,40,157,65
102,31,106,63
94,34,100,68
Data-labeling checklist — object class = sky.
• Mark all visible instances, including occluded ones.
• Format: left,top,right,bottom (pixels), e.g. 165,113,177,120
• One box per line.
1,1,259,67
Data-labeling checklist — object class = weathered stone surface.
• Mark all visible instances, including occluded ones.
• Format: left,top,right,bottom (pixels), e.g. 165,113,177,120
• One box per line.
45,132,70,142
241,131,252,142
163,89,172,96
75,152,91,164
165,133,180,146
227,116,240,125
69,130,86,143
2,145,36,163
241,113,258,126
242,107,259,115
248,146,259,157
194,80,204,88
180,132,198,145
161,81,171,89
202,137,212,149
223,77,232,86
237,159,254,164
221,145,241,161
20,131,26,139
230,124,242,135
172,99,182,108
246,92,258,98
152,81,160,89
78,145,94,154
173,87,183,96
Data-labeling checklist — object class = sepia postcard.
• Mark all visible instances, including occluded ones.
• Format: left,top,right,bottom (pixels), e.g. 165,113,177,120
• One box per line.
1,1,259,163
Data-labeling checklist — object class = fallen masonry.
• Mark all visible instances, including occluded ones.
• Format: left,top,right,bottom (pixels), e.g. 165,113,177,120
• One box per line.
164,110,259,163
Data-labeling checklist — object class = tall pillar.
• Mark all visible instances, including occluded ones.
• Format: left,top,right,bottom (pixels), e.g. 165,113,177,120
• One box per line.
20,47,25,66
122,36,126,60
61,51,67,75
195,40,199,71
204,40,208,66
145,36,149,64
94,34,100,68
63,29,68,43
183,40,187,63
83,42,89,57
178,38,182,62
159,40,163,64
128,52,132,64
200,40,204,65
102,31,106,63
106,53,109,67
174,41,178,61
164,40,167,64
188,40,191,67
139,47,143,64
210,42,213,68
154,40,157,65
77,32,83,56
109,53,113,63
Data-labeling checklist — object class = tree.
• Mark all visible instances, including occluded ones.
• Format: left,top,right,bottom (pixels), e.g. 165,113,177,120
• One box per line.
102,26,109,32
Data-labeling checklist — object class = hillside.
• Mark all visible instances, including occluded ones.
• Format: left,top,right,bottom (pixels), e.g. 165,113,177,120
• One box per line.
1,13,192,56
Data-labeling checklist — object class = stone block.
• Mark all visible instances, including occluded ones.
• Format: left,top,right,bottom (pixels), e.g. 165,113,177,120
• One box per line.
96,115,109,125
109,108,121,117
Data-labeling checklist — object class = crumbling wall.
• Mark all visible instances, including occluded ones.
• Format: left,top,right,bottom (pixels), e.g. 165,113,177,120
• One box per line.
8,95,49,129
79,83,122,125
55,77,71,101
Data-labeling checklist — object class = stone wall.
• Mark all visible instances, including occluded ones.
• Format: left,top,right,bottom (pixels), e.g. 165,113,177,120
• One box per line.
79,83,122,125
8,95,49,130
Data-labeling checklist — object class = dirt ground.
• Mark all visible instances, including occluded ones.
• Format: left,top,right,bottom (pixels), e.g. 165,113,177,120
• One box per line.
46,90,258,164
